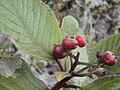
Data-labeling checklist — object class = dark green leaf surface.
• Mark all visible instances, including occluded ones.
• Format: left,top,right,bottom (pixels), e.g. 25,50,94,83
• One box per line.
0,0,61,61
0,61,48,90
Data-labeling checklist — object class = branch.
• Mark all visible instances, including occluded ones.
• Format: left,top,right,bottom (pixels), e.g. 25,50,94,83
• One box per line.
51,76,73,90
69,52,80,72
63,84,83,90
55,58,64,71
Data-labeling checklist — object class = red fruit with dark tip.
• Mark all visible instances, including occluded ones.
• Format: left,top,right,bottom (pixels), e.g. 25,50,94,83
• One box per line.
100,51,117,66
75,35,86,47
53,44,66,59
62,37,78,50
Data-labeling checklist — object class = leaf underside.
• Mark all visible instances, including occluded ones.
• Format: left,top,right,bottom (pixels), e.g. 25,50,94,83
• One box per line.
0,0,61,61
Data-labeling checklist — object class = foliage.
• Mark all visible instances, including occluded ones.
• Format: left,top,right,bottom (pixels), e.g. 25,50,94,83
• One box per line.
0,61,48,90
0,0,61,61
0,0,120,90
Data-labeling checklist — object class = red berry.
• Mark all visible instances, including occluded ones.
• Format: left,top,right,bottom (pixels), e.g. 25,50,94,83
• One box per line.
62,37,78,50
53,44,66,59
100,51,117,66
75,35,86,47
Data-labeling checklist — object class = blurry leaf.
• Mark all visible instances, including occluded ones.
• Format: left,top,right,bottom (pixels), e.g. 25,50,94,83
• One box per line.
61,15,89,86
36,60,47,69
0,55,22,77
55,72,71,81
83,76,120,90
75,0,85,9
89,34,120,72
0,61,48,90
0,0,61,61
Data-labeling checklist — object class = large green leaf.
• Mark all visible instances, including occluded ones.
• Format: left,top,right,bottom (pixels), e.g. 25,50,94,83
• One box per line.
83,76,120,90
89,34,120,72
0,61,48,90
61,15,89,87
0,0,61,61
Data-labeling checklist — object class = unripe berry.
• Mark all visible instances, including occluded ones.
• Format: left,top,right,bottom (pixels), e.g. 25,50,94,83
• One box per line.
94,68,106,76
100,51,117,66
62,37,78,50
75,35,86,47
52,44,66,59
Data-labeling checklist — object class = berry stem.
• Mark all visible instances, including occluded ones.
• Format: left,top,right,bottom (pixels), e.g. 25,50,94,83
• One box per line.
77,66,89,73
77,61,90,66
55,58,64,71
69,52,80,72
72,72,91,77
70,56,73,67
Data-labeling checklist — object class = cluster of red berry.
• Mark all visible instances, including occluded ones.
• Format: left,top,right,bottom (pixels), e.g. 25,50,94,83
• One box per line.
52,35,86,59
52,35,117,66
52,35,118,90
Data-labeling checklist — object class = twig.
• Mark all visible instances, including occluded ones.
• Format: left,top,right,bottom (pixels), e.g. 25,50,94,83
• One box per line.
51,76,73,90
69,52,80,72
77,66,89,73
63,84,83,90
77,61,90,66
55,58,64,71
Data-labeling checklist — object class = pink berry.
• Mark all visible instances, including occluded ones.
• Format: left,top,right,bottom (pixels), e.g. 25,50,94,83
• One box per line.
100,51,117,66
53,44,66,59
62,37,78,50
75,35,86,47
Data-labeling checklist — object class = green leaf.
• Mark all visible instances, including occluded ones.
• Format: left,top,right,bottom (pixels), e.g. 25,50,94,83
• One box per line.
61,15,89,86
85,34,120,90
0,0,61,61
0,61,48,90
83,76,120,90
89,34,120,72
61,15,88,62
61,15,80,38
55,72,71,81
